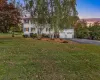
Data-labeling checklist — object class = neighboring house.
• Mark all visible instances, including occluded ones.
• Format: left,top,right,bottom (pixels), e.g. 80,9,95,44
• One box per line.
22,10,74,39
81,18,100,27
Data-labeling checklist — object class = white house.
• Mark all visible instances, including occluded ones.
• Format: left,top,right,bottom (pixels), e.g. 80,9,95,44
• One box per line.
22,10,74,39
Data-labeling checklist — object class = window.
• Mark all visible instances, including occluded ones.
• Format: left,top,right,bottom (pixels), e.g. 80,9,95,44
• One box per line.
46,28,50,32
24,28,29,32
24,19,29,24
39,28,43,32
49,28,51,32
31,28,35,32
46,28,48,32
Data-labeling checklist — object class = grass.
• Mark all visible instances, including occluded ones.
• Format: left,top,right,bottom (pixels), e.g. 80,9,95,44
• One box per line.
0,36,100,80
0,33,22,38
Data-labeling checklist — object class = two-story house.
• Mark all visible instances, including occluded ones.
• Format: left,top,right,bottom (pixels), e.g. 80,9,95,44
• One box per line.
22,10,74,39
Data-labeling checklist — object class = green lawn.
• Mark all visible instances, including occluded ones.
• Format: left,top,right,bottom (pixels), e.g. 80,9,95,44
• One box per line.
0,33,22,38
0,36,100,80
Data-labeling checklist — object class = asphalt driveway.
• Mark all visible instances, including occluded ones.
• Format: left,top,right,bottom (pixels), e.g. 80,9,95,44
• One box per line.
68,39,100,45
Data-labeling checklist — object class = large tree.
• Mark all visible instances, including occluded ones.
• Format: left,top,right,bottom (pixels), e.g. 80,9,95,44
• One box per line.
0,0,20,34
24,0,77,38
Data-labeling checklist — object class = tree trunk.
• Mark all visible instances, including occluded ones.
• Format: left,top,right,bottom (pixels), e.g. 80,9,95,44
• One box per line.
37,28,42,40
12,26,15,37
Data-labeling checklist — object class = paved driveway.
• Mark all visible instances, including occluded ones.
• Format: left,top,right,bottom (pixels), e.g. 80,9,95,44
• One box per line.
68,39,100,45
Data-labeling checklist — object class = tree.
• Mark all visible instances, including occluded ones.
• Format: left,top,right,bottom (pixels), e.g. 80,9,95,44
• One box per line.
24,0,77,39
75,20,100,40
48,0,78,38
24,0,50,39
75,26,89,39
89,23,100,40
0,0,20,37
75,20,89,38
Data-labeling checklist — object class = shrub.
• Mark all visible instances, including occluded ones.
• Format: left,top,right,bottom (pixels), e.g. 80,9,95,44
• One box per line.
42,34,49,38
75,27,89,39
23,34,28,38
89,26,100,40
30,33,37,38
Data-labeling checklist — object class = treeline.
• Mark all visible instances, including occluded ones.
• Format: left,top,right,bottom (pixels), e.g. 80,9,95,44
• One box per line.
75,21,100,40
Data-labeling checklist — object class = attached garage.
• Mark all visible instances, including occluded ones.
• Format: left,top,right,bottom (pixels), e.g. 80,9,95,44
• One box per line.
59,29,74,39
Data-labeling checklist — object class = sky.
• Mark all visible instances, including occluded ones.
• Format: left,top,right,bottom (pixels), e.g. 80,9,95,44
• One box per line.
76,0,100,19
